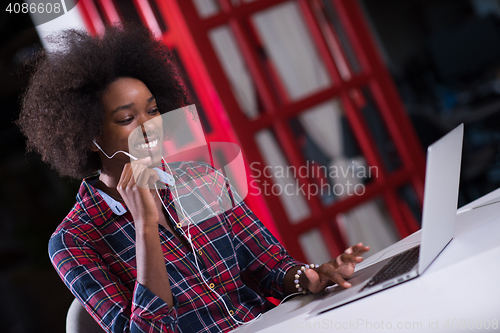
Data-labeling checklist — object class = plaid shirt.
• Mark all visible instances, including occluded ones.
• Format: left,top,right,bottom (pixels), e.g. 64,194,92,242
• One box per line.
49,161,302,332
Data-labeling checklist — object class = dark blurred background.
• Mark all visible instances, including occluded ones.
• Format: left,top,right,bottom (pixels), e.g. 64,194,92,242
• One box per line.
361,0,500,204
0,5,81,333
2,0,500,332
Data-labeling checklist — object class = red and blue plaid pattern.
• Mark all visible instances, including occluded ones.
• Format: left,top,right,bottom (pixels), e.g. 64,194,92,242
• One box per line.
49,161,302,332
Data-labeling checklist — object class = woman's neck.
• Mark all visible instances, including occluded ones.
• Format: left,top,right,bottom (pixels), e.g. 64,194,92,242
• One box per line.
97,171,124,201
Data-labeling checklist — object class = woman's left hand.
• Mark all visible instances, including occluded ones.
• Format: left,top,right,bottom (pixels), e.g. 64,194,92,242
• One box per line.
304,243,370,293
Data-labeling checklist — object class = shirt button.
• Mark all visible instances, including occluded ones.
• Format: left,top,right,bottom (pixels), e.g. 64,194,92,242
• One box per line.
198,250,203,256
229,310,234,315
209,283,215,289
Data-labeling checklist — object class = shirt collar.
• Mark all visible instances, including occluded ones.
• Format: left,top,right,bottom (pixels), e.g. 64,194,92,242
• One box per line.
76,176,127,227
95,188,127,216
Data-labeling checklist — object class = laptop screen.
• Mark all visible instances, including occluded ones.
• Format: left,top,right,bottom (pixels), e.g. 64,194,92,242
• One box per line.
418,124,463,274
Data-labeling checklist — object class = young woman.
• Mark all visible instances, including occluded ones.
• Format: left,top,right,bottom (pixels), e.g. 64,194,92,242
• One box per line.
18,24,369,332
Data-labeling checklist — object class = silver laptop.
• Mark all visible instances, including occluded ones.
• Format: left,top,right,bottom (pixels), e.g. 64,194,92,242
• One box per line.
308,123,464,316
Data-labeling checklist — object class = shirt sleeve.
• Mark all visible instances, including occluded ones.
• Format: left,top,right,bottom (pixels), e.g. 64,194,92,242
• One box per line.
49,225,178,333
224,185,304,300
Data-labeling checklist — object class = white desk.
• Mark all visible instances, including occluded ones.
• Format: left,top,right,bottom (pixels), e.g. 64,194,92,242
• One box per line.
234,188,500,332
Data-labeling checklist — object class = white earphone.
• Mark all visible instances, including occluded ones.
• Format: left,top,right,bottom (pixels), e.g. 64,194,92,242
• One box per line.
92,140,138,161
158,160,263,327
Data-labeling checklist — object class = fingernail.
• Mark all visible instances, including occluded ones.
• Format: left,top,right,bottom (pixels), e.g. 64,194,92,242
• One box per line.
344,282,351,287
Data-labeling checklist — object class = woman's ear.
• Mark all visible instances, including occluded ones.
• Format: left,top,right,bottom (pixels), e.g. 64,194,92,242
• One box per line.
90,140,100,152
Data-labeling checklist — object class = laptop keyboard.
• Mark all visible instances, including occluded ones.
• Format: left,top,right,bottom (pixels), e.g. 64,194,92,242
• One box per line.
360,245,420,291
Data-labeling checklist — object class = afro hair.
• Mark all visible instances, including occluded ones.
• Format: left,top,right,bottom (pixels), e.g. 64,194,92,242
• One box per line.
17,23,191,179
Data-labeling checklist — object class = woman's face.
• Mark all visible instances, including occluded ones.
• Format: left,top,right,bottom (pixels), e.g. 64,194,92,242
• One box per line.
94,77,163,171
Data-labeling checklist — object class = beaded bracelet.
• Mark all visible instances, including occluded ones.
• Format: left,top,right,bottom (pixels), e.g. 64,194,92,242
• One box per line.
294,264,318,294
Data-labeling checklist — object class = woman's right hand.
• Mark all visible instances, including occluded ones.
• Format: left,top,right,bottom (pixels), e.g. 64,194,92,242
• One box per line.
117,158,160,228
119,159,174,308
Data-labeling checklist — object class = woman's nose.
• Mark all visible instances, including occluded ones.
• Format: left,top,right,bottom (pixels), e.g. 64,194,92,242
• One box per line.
140,123,154,138
139,116,160,137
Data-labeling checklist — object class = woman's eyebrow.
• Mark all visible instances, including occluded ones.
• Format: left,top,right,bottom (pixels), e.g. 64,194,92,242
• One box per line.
111,96,155,115
111,103,134,115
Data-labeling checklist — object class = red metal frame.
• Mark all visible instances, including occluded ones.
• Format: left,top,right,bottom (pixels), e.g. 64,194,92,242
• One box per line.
335,0,426,197
76,0,426,263
78,0,104,34
131,0,163,37
95,0,120,24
